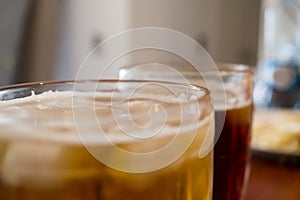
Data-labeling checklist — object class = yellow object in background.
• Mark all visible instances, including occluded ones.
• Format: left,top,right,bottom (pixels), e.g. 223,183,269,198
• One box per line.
252,109,300,154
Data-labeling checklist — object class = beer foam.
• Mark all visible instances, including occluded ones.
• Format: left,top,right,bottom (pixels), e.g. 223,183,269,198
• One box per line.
0,91,210,146
214,98,252,111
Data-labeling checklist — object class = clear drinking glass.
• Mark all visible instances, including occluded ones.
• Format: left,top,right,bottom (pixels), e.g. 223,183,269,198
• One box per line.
211,64,253,200
119,63,254,200
0,80,214,200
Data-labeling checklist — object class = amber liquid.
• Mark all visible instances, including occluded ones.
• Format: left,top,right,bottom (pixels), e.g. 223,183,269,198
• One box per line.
0,137,212,200
213,104,253,200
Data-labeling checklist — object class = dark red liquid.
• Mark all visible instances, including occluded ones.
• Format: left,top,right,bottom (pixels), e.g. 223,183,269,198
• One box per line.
213,104,253,200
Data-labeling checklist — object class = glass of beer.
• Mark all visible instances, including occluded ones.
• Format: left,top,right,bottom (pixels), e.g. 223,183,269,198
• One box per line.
0,80,214,200
212,64,253,200
119,62,253,200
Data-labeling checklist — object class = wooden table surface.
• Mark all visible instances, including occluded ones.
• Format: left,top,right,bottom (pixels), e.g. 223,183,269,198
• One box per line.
245,157,300,200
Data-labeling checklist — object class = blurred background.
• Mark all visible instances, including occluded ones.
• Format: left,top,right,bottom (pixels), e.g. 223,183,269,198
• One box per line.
0,0,261,85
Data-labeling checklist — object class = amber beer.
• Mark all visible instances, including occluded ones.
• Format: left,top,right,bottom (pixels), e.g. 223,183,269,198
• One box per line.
0,81,213,200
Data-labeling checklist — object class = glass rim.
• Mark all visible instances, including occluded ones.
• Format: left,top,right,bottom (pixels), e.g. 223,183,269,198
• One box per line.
0,79,211,124
118,62,253,77
0,79,210,101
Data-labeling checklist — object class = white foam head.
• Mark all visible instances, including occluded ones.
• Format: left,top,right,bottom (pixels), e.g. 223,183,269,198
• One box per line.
0,90,211,146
